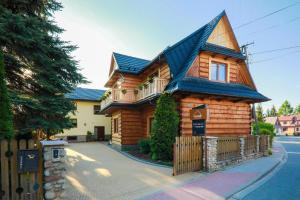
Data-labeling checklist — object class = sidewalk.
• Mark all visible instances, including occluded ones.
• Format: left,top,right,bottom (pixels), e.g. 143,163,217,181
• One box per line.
140,142,285,200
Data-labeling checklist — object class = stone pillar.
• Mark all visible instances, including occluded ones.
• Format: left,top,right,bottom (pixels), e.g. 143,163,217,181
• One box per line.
204,136,218,172
41,140,68,200
240,137,245,160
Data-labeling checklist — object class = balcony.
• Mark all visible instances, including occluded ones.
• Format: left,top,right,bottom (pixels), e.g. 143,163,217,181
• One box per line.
101,78,168,109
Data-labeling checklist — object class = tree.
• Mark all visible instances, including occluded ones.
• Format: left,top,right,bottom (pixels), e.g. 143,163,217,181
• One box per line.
150,93,179,161
256,104,264,122
294,104,300,114
278,100,293,116
265,108,271,117
270,105,278,117
0,1,86,138
0,50,13,140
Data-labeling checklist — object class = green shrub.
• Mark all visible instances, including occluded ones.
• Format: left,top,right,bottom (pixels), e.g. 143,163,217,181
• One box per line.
252,122,275,147
252,122,274,135
138,138,151,154
150,93,179,161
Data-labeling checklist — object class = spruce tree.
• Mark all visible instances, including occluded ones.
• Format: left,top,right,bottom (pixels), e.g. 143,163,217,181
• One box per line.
150,93,179,161
0,1,86,137
256,104,264,122
278,100,293,116
0,50,13,140
270,105,278,117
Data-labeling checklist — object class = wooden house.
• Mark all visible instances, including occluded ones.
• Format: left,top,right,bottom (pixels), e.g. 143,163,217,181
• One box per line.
100,11,269,149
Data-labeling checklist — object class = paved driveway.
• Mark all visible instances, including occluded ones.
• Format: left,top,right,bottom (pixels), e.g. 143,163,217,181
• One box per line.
243,136,300,200
64,142,201,200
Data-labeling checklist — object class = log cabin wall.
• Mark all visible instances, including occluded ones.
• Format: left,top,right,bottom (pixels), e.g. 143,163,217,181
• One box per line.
186,52,243,84
111,111,122,145
120,109,143,145
117,74,141,89
180,96,251,136
140,105,155,137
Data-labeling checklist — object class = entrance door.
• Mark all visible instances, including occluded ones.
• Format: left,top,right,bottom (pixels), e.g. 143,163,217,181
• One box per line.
95,126,105,141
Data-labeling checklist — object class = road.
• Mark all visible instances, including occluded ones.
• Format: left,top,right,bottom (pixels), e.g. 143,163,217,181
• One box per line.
243,136,300,200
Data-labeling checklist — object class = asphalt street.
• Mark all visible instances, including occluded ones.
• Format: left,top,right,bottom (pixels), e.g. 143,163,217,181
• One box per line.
243,136,300,200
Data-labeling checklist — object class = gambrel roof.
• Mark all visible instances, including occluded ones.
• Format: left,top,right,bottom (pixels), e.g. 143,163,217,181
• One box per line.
109,10,269,102
112,52,151,74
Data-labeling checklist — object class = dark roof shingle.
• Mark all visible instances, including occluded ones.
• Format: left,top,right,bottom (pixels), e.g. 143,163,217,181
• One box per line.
113,52,151,74
66,88,105,101
166,77,270,102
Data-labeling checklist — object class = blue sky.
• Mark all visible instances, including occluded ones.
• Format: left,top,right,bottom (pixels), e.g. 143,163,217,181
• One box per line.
54,0,300,111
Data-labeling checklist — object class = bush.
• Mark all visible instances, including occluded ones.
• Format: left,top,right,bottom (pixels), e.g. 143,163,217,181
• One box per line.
252,122,274,135
150,93,179,161
253,122,275,147
138,138,151,154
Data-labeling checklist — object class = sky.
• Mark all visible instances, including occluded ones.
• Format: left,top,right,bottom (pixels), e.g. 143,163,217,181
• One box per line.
54,0,300,111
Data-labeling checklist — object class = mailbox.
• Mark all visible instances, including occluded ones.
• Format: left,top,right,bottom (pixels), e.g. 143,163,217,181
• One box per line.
52,148,64,162
18,149,39,173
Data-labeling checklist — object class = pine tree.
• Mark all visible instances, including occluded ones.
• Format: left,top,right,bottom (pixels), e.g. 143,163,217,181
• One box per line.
256,104,264,122
270,105,278,117
0,1,86,138
151,93,179,161
0,50,13,140
278,100,293,116
294,104,300,114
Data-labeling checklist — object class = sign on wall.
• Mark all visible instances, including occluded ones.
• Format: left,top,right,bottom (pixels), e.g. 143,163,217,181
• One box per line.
191,104,208,136
192,119,206,136
190,104,209,120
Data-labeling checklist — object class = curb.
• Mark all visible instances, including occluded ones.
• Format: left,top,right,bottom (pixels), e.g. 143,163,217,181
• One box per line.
107,144,172,169
227,142,287,200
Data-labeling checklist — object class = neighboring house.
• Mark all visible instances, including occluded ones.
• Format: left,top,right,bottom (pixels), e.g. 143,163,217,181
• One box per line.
57,87,111,142
278,115,298,136
100,11,269,149
265,116,282,135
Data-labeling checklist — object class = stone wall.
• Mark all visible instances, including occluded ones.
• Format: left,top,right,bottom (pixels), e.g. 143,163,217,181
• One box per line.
41,140,67,200
204,135,269,171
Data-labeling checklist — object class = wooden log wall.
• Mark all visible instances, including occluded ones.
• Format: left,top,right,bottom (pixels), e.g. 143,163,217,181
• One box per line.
111,111,122,145
141,105,155,137
180,97,251,136
186,52,245,84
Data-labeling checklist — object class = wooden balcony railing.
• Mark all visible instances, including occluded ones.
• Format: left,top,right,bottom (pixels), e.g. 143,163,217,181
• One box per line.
101,78,168,109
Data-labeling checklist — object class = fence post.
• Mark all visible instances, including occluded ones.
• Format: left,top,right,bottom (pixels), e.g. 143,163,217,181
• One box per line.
41,140,68,200
204,136,218,172
240,137,245,160
256,135,260,154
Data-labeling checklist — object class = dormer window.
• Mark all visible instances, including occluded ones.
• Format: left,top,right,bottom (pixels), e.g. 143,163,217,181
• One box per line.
210,62,227,82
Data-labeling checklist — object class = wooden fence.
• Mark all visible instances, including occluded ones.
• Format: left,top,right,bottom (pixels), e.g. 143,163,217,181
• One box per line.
0,139,43,200
216,137,240,161
173,136,202,176
244,136,257,156
259,135,269,153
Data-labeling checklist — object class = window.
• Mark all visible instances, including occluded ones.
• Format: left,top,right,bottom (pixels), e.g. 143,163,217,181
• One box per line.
67,136,78,141
283,121,287,125
113,118,119,134
70,119,77,128
148,117,154,134
94,105,101,115
210,62,227,82
283,127,287,131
